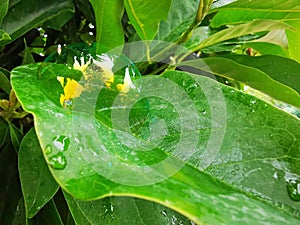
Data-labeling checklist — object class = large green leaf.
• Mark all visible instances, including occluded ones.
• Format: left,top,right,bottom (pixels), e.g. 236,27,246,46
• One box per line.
11,62,300,224
89,0,124,53
19,128,59,218
0,0,74,45
177,57,300,107
209,0,300,27
222,55,300,94
64,193,192,225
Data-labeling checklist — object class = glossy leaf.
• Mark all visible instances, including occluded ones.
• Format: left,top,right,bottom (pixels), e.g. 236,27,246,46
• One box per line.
11,63,300,224
191,19,291,51
0,0,74,45
177,57,300,107
89,0,124,53
64,193,193,225
19,128,59,218
0,0,9,23
222,55,300,94
209,0,300,27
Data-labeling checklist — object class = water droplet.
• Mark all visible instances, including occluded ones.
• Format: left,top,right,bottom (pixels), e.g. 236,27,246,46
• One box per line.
45,145,52,154
48,152,67,170
161,210,168,217
286,179,300,202
200,109,207,115
249,99,256,106
53,135,70,151
273,172,278,179
231,171,236,176
233,165,240,171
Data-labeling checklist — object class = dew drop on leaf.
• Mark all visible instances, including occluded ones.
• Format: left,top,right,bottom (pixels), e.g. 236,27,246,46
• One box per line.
161,210,168,217
286,179,300,202
53,135,70,151
45,145,52,154
48,152,67,170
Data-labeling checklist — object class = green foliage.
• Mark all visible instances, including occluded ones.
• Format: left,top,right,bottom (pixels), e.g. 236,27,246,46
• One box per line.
1,0,300,224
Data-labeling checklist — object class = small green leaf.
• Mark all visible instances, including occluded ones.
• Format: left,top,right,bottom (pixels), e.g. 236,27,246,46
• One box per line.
22,39,35,65
8,122,23,152
177,57,300,107
0,29,10,43
0,0,9,23
89,0,124,53
0,71,11,94
19,128,59,218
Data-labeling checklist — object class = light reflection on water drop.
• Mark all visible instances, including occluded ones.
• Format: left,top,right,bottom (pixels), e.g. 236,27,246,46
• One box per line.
48,152,67,170
53,135,70,151
286,179,300,202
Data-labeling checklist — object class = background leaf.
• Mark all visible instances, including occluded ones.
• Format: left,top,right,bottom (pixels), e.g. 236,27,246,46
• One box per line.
209,0,300,27
0,0,74,46
0,0,9,24
0,71,11,94
8,122,23,152
11,63,300,224
156,0,199,42
192,19,291,51
222,55,300,94
124,0,172,41
19,128,59,218
177,57,300,107
0,141,23,225
89,0,124,53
